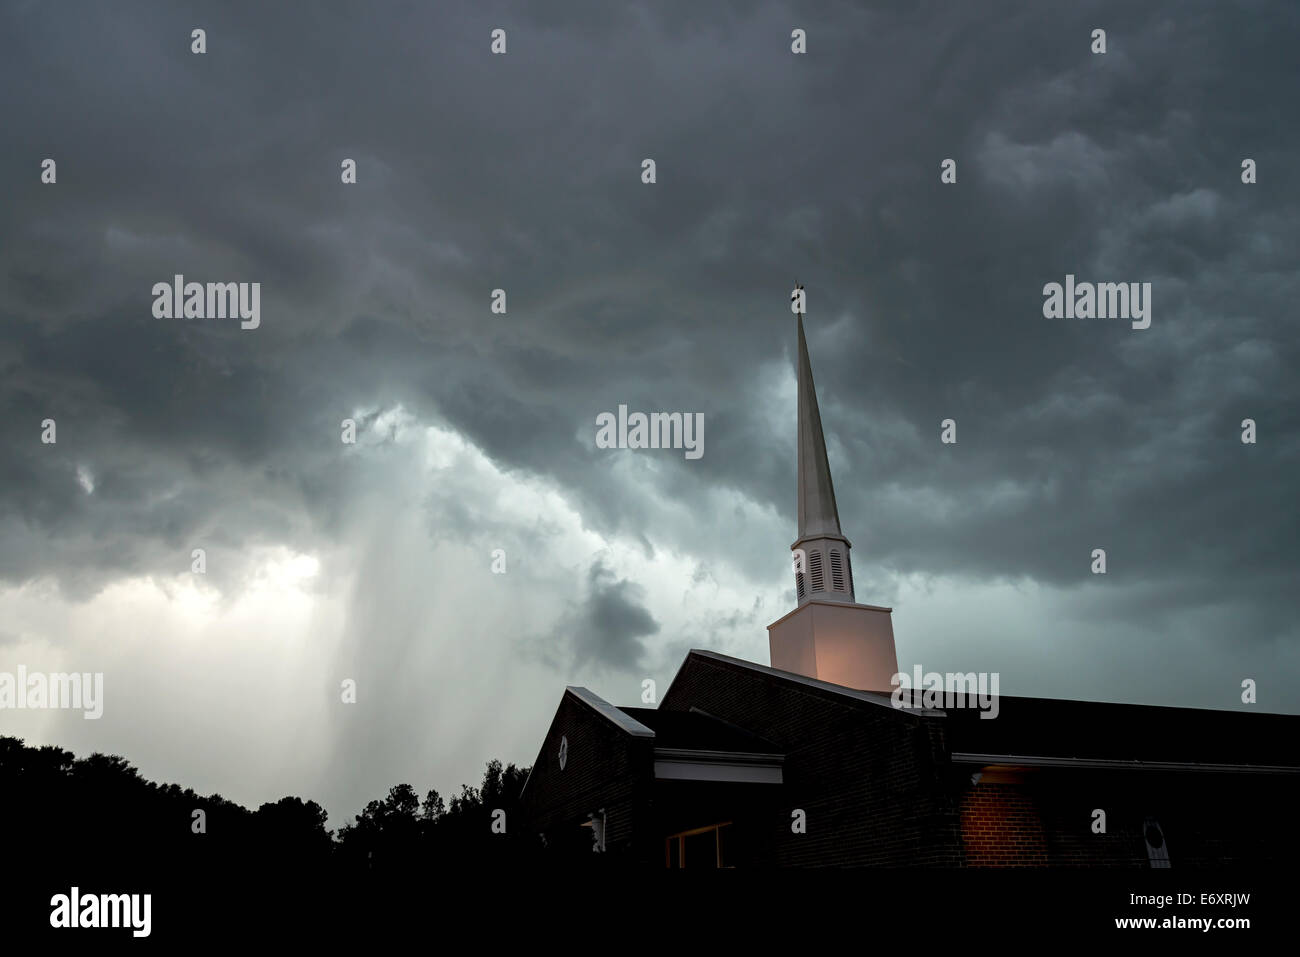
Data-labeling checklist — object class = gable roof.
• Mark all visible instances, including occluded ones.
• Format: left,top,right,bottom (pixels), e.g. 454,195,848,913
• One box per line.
662,648,914,714
661,650,1300,771
618,706,781,754
565,686,654,737
516,686,654,803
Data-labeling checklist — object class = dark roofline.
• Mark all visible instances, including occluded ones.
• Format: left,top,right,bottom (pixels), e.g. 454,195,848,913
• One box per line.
953,752,1300,775
564,686,654,737
518,686,654,803
662,648,936,716
676,650,1300,721
686,705,783,751
654,747,784,765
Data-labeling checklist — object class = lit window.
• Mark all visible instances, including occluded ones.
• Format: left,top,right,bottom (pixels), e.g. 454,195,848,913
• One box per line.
665,822,734,868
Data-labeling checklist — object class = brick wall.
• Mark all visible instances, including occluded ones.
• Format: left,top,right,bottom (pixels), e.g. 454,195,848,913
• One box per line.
959,783,1049,866
956,771,1300,867
660,654,965,866
519,691,656,864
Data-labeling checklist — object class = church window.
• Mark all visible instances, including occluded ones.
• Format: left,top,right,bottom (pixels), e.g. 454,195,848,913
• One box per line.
665,822,734,868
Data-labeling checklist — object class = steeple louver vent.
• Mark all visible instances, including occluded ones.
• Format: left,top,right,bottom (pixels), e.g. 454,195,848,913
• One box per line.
809,551,824,593
830,550,844,591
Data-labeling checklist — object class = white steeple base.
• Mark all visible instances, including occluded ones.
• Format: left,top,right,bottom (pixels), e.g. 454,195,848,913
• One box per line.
767,600,899,692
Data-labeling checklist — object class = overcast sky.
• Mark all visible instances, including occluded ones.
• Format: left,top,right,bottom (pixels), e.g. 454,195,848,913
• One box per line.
2,0,1297,826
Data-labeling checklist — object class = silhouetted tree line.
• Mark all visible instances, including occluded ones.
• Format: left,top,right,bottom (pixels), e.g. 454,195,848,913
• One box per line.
0,736,536,879
334,761,536,869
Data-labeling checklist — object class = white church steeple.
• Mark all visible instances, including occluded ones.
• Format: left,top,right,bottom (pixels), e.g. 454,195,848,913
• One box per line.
768,286,898,691
793,305,855,605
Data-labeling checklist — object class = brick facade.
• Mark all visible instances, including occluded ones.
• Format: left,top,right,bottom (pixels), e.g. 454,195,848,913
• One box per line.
518,690,656,864
521,652,1300,868
660,653,965,866
953,770,1300,867
959,783,1049,866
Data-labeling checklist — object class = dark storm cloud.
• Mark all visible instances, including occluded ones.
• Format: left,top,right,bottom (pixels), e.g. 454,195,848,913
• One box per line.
0,0,1297,711
540,558,660,671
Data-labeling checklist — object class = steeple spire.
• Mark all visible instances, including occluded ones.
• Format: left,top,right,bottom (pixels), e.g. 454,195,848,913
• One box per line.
789,289,854,605
796,311,845,541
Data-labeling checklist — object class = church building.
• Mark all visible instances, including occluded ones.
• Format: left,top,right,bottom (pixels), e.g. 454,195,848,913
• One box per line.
518,303,1300,867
